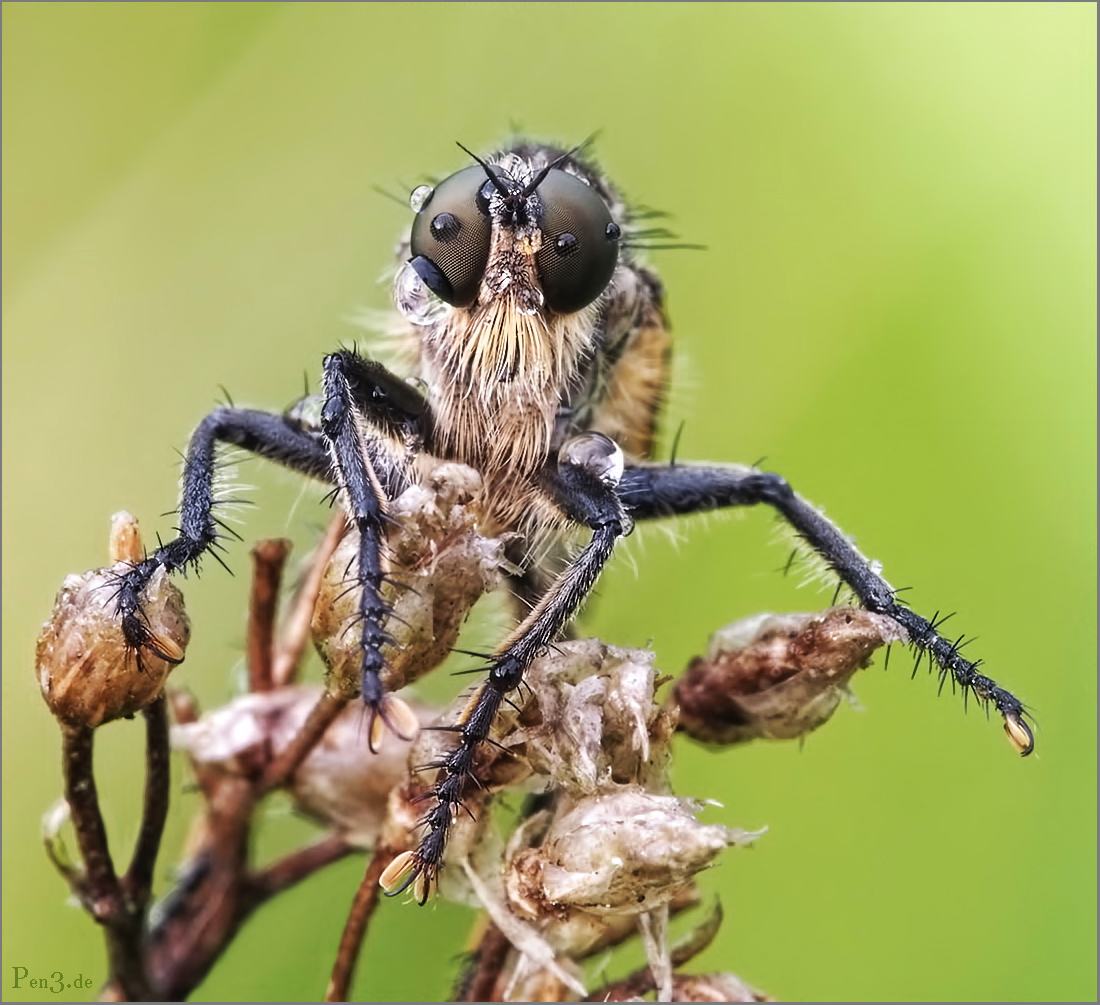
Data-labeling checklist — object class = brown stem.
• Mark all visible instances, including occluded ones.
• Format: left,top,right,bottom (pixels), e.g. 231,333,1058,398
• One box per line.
453,920,511,1002
62,724,118,908
248,834,355,903
260,689,348,793
247,539,291,693
62,723,153,1001
324,845,396,1002
273,512,346,686
125,695,170,907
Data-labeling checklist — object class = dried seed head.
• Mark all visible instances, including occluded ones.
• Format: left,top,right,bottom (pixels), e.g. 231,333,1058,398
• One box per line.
312,461,505,698
172,686,430,846
675,607,907,745
506,787,762,917
519,639,676,795
36,563,189,729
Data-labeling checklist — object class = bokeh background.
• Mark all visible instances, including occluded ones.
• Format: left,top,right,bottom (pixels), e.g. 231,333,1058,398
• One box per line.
3,4,1094,1001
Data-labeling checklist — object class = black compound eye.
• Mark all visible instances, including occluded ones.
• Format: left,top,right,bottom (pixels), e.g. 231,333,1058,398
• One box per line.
409,165,498,308
534,169,619,314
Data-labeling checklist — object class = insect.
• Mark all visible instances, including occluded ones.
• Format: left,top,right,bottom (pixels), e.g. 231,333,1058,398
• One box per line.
112,138,1034,903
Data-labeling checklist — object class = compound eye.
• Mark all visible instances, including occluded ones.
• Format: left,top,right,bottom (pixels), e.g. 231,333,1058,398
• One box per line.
409,165,496,308
534,169,620,314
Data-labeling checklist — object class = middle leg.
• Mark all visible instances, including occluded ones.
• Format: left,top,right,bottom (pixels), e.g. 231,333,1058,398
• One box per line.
394,433,631,901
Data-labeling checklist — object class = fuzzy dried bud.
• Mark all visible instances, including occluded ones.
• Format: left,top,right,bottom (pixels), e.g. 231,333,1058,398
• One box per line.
519,639,676,795
674,607,907,745
37,522,189,728
172,686,431,846
312,461,506,699
507,787,762,917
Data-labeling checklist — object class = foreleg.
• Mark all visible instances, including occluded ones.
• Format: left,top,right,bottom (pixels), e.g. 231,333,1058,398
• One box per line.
116,408,333,655
318,350,430,745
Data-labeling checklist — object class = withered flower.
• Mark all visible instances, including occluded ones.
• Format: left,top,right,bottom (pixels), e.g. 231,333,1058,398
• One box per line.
36,513,189,729
675,607,907,745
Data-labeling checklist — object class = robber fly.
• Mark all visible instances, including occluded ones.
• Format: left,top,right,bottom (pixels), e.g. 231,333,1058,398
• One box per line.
113,139,1034,903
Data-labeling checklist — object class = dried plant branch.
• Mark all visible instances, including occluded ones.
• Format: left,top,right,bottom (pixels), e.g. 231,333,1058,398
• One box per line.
125,694,171,906
61,723,118,910
249,833,354,902
247,539,291,693
583,902,723,1002
40,518,373,1001
61,721,155,1001
273,513,347,687
259,689,350,793
324,845,397,1002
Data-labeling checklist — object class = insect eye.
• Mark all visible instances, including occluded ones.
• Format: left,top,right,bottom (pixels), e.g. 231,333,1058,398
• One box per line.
534,169,620,314
409,165,497,308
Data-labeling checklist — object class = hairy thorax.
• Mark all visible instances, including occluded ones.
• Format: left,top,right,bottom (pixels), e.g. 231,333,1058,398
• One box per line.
417,298,597,534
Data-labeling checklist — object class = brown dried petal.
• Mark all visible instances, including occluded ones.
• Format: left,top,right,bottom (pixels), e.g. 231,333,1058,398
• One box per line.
171,686,431,847
36,564,189,728
674,607,907,745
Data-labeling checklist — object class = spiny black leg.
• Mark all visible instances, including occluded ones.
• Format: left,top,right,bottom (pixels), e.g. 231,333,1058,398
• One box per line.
331,351,431,433
618,461,1034,755
394,434,630,902
116,408,333,656
319,351,428,749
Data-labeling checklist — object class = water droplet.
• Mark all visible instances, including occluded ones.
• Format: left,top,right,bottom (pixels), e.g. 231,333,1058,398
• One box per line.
394,260,445,326
409,184,433,212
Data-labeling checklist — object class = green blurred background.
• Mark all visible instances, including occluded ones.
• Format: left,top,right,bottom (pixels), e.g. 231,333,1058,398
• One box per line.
3,4,1094,1001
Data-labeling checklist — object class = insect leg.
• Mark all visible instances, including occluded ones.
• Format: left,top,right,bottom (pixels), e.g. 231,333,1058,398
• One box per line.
399,436,631,901
618,461,1034,754
318,351,429,747
115,408,333,656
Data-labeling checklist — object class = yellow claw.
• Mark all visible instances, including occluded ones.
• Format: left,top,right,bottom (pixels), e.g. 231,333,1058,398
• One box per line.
1003,713,1034,756
379,850,432,903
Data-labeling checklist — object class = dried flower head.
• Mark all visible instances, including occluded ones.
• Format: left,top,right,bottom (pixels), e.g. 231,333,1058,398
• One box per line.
506,788,760,918
675,607,907,745
36,513,189,728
